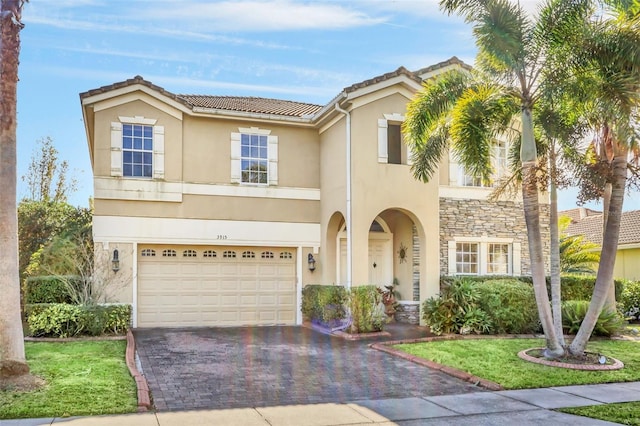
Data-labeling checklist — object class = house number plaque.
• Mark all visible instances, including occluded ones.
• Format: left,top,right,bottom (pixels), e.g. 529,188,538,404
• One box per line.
216,235,228,240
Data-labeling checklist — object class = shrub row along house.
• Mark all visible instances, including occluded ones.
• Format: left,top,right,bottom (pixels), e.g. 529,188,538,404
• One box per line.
80,57,549,328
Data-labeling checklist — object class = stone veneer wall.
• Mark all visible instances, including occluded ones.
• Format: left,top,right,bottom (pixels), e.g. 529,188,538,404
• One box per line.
439,198,550,277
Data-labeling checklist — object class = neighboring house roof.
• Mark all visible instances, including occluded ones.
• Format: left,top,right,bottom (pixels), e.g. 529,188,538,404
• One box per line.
561,207,602,223
563,209,640,246
177,95,322,118
80,57,472,121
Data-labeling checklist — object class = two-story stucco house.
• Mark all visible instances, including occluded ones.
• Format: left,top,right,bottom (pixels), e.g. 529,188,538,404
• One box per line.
80,57,545,328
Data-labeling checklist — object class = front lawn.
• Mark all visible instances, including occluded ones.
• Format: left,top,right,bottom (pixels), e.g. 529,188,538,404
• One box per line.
0,340,137,419
560,402,640,425
393,338,640,389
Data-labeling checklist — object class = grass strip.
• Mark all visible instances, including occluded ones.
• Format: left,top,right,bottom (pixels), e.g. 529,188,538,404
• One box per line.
0,340,137,419
393,338,640,389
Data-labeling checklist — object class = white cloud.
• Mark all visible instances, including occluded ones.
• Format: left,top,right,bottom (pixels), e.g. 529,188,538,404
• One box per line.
144,0,386,31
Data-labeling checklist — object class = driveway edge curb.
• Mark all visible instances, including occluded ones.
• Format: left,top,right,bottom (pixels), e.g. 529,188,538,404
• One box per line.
370,337,504,391
126,329,152,411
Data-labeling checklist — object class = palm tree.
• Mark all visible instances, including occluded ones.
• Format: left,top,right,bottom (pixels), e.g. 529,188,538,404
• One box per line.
405,0,592,357
558,217,601,274
563,2,640,355
0,0,28,379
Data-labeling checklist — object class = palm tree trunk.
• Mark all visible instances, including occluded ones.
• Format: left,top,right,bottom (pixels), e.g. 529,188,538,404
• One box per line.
549,146,565,346
569,154,626,355
602,183,617,312
521,109,564,357
0,0,29,378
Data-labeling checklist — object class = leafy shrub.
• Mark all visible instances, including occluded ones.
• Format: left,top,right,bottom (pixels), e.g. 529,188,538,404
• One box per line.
620,280,640,319
27,303,132,338
423,278,492,335
348,285,385,334
301,285,348,325
24,275,76,304
477,279,540,334
548,275,624,302
561,300,626,336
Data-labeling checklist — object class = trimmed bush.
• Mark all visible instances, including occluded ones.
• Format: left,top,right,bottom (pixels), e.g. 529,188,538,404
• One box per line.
546,275,624,302
477,279,540,334
561,300,625,336
348,285,385,334
27,303,132,338
423,278,492,335
24,275,76,304
301,285,348,325
620,280,640,319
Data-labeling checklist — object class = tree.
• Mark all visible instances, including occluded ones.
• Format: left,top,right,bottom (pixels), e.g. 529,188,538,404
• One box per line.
22,136,77,203
562,1,640,354
405,0,591,357
0,0,28,379
558,217,601,274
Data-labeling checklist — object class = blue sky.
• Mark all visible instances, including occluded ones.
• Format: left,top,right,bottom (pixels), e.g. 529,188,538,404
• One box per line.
16,0,638,211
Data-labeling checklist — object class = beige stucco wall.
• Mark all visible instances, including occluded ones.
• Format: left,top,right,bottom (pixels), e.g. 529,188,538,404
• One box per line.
333,91,441,300
94,242,134,304
615,247,640,280
92,97,184,181
182,116,320,188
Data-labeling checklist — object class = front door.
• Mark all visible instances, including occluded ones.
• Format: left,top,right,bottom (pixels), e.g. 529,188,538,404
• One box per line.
338,234,392,286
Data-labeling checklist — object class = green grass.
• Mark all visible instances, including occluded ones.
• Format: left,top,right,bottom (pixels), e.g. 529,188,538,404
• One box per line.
393,338,640,389
0,340,137,419
560,402,640,425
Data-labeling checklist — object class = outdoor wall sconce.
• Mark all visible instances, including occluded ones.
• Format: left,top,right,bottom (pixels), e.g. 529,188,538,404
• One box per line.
308,253,316,272
112,249,120,272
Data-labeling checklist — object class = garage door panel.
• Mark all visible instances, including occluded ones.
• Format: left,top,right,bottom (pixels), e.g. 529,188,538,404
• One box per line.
138,245,296,327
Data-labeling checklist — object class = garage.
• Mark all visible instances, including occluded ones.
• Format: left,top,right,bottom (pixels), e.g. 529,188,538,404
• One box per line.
137,245,297,327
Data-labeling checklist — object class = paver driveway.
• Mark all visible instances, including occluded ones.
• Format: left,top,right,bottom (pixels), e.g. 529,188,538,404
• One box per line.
134,326,482,411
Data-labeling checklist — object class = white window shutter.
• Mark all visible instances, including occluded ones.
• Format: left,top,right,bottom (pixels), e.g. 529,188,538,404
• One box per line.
230,132,241,183
448,241,457,276
377,119,388,163
268,135,278,185
153,126,165,180
512,242,521,276
110,122,123,177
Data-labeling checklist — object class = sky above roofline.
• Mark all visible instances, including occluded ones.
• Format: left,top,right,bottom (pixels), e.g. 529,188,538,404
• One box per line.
16,0,639,211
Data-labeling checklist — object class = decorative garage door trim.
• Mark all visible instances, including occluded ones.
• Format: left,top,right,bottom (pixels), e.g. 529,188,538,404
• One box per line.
137,245,297,327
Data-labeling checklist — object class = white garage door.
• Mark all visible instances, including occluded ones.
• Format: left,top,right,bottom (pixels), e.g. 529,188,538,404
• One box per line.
137,245,297,327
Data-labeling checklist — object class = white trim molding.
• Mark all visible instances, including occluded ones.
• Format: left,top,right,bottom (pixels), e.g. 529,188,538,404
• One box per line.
93,216,321,247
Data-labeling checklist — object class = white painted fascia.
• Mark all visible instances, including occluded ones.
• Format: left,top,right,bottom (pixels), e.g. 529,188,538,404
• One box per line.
348,86,415,110
82,84,191,117
93,216,321,247
191,107,315,125
345,75,422,102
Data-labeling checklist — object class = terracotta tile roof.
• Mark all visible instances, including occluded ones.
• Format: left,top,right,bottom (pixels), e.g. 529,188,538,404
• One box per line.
177,95,322,118
564,209,640,246
560,208,602,223
413,56,473,76
80,75,191,108
343,66,422,94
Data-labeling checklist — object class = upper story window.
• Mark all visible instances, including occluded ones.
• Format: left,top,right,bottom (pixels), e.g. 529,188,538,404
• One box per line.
123,124,153,178
241,134,268,184
378,113,411,166
231,127,278,186
456,139,509,187
110,116,164,179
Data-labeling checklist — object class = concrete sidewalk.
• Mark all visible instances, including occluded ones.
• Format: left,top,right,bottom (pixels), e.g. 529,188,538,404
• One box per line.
4,381,639,425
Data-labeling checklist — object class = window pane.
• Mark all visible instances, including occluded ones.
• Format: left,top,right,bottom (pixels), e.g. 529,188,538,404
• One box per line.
133,151,142,163
259,135,267,147
241,134,249,144
143,126,152,137
133,125,142,137
123,137,132,149
143,152,152,165
123,151,132,163
143,138,152,151
133,165,143,176
123,164,132,176
241,145,250,157
123,124,132,136
143,165,152,177
251,146,259,158
251,134,259,145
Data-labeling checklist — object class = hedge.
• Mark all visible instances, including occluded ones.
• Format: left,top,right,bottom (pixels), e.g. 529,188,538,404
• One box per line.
301,285,348,326
26,303,132,338
24,275,78,304
440,275,624,302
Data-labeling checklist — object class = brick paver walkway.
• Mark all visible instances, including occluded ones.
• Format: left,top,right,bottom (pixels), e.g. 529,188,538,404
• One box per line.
134,325,483,411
